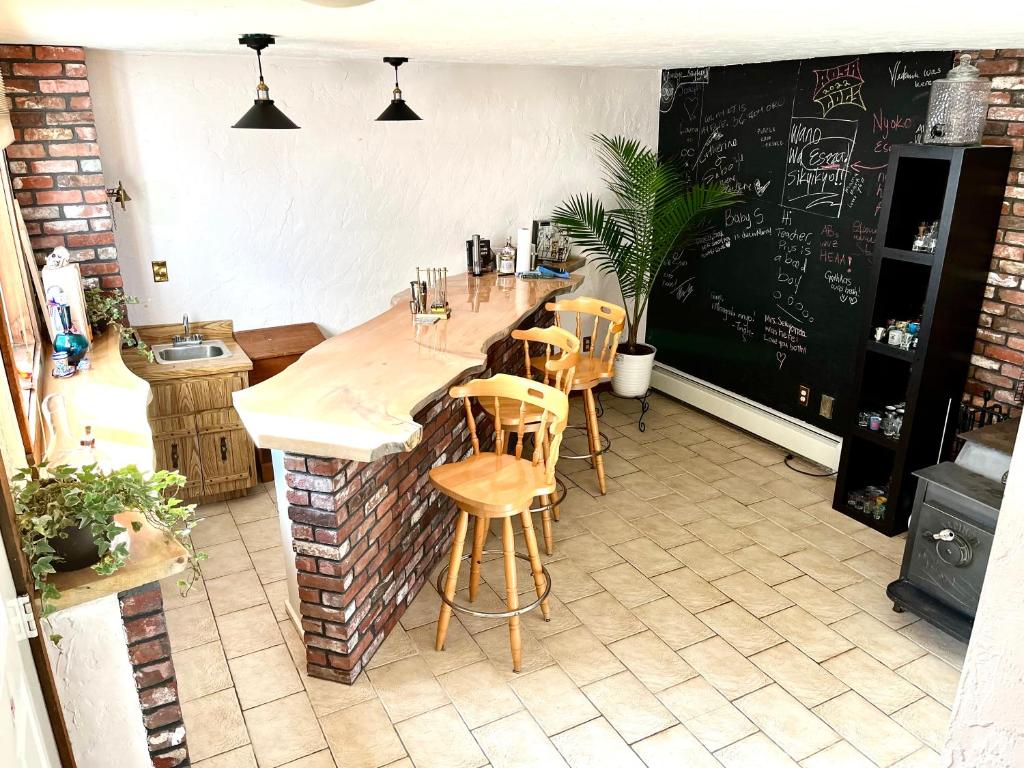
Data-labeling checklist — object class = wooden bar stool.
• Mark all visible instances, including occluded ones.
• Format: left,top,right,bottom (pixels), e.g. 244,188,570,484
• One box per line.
480,326,579,555
431,373,569,672
544,297,625,495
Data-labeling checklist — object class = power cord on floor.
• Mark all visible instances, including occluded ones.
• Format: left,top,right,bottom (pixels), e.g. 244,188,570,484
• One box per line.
783,453,837,477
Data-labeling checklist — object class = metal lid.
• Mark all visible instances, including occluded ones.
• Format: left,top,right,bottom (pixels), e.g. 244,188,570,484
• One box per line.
945,54,982,82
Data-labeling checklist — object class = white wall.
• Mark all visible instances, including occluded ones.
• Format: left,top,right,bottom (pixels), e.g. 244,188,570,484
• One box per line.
85,51,656,334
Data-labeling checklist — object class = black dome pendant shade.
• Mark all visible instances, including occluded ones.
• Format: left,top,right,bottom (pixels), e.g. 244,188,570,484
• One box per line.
233,34,299,130
376,57,421,121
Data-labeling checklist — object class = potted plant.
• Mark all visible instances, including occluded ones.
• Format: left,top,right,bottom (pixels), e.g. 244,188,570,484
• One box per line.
553,134,739,396
84,287,153,361
14,462,203,641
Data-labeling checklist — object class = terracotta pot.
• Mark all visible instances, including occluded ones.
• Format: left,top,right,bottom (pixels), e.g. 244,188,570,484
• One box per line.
612,343,656,397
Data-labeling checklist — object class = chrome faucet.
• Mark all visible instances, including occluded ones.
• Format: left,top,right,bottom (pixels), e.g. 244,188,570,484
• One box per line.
172,314,204,346
182,314,190,337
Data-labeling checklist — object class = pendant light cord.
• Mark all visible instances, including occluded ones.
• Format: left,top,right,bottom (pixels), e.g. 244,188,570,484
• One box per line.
256,48,266,84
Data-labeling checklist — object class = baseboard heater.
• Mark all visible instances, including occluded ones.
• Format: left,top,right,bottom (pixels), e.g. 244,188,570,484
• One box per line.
651,362,843,470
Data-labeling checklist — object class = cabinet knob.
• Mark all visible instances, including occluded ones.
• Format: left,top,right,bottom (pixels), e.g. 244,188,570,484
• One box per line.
220,436,228,461
170,442,179,470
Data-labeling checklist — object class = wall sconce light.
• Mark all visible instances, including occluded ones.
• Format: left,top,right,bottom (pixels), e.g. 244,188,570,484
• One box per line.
232,34,300,130
106,180,131,210
376,57,422,122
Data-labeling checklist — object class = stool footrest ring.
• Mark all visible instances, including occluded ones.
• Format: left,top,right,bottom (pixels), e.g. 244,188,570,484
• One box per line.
435,550,551,619
559,425,611,460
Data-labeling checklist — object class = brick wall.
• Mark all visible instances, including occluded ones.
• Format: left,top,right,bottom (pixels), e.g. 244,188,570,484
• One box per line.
284,308,548,683
961,49,1024,409
118,583,189,768
0,44,122,289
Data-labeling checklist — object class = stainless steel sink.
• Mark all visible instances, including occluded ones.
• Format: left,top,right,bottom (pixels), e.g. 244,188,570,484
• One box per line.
152,340,232,365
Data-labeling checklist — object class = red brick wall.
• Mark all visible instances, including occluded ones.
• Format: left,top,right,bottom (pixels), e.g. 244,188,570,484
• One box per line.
0,44,122,289
118,584,189,768
285,308,548,684
962,49,1024,409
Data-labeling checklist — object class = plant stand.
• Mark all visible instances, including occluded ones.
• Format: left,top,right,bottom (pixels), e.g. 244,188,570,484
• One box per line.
595,388,653,433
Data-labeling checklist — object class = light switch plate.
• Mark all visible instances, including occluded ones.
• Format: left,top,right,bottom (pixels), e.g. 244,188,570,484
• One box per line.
820,394,835,419
151,261,168,282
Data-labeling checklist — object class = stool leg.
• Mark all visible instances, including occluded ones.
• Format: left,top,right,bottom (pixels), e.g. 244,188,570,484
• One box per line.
435,509,470,652
539,497,554,556
468,514,487,602
502,516,522,672
583,387,607,494
520,509,550,621
542,429,560,522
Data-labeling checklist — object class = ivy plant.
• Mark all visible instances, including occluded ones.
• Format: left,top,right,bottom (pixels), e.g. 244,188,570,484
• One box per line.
84,287,153,362
13,462,204,642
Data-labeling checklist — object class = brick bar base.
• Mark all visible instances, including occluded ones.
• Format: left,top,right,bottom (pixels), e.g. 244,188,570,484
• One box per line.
284,307,550,683
118,583,189,767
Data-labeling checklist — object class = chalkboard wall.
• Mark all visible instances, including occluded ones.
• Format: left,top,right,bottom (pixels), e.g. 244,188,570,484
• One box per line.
650,52,953,433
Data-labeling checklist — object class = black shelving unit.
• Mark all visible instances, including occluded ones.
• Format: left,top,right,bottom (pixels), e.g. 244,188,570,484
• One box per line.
833,144,1012,536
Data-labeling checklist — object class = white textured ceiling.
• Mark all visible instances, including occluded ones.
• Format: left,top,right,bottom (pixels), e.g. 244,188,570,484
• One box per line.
0,0,1021,68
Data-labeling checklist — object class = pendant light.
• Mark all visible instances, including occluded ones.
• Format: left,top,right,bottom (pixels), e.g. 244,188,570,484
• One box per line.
232,34,299,130
376,57,421,122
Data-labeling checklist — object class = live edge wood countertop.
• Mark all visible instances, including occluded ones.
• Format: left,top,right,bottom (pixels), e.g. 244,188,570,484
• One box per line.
233,270,583,462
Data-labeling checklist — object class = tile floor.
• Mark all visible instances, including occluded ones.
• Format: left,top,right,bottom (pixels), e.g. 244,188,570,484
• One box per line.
163,393,963,768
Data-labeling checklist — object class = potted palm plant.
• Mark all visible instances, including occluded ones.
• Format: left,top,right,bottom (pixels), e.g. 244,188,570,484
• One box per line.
553,134,739,396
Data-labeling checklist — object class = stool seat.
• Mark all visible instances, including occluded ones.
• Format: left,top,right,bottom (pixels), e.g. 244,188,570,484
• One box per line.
479,397,546,429
429,452,555,517
531,354,610,390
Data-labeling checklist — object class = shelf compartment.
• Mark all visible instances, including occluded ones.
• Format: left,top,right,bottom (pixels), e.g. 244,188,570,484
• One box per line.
865,340,916,362
883,156,951,251
852,426,902,449
881,247,934,266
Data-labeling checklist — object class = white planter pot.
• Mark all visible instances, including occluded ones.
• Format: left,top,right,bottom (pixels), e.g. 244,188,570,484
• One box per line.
612,344,656,397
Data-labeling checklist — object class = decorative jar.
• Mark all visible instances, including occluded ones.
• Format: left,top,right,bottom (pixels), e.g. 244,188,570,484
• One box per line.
924,55,991,146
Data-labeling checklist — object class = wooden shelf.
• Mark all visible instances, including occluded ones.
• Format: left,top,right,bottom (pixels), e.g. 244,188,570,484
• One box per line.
852,426,901,449
865,340,916,362
881,247,934,266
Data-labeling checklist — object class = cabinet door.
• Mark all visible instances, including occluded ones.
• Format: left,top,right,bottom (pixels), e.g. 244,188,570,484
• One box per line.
153,433,203,499
197,408,256,497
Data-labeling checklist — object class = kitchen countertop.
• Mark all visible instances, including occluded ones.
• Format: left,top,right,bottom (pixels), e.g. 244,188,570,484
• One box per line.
121,319,252,382
233,270,582,462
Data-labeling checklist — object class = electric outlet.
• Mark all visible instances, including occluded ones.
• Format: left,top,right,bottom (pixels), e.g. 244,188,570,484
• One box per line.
820,394,835,419
798,384,810,406
582,336,592,353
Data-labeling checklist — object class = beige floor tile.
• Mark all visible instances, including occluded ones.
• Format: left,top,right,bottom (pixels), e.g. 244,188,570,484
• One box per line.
800,741,876,768
836,579,918,629
228,492,278,524
588,489,648,519
698,601,783,656
161,572,209,611
473,710,569,768
197,501,232,518
176,640,233,702
367,655,450,722
632,596,714,650
455,583,516,635
192,514,242,548
712,571,792,617
244,692,326,768
238,517,281,553
302,669,377,718
612,536,682,577
831,613,927,669
732,440,787,467
795,524,869,561
653,567,729,613
650,492,708,524
711,476,774,506
365,624,419,670
633,724,721,768
281,620,306,667
574,471,624,497
700,494,764,527
686,517,754,553
716,731,800,767
740,520,809,557
554,533,624,572
608,630,697,691
474,621,553,676
635,512,696,548
249,546,286,585
896,655,961,708
749,498,816,531
851,526,907,563
658,676,730,721
727,544,802,586
891,747,944,768
321,699,406,768
566,591,646,644
193,744,258,768
722,457,783,485
784,548,862,590
585,671,679,745
207,569,268,616
664,471,721,502
764,607,852,662
200,539,255,580
545,558,604,603
279,752,335,768
592,563,665,608
616,470,673,500
230,644,303,710
668,540,742,580
551,717,646,768
509,663,599,736
520,593,581,639
182,689,250,762
691,440,743,465
263,580,291,623
823,648,925,714
395,704,487,768
680,637,771,700
776,576,858,624
581,509,642,545
814,691,922,766
892,697,951,752
684,703,757,751
735,684,838,760
750,643,847,707
678,455,738,483
899,620,967,670
802,501,866,535
845,550,901,586
597,451,641,479
700,424,750,448
399,584,443,630
438,659,522,728
166,600,219,652
217,603,283,659
763,478,822,508
541,626,625,686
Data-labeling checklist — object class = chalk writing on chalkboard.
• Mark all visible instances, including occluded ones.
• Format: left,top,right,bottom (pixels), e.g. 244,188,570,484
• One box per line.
711,292,756,343
812,59,867,116
661,68,709,114
782,117,858,218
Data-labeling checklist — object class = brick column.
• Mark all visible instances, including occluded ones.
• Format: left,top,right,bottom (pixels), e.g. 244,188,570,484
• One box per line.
284,308,546,683
118,583,189,768
0,43,122,288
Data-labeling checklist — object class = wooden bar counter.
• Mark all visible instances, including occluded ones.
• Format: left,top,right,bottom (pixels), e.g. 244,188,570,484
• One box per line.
232,270,581,683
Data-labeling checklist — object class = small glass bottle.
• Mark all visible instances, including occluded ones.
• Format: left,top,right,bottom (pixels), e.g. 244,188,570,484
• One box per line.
912,222,928,252
883,406,899,438
895,408,905,439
